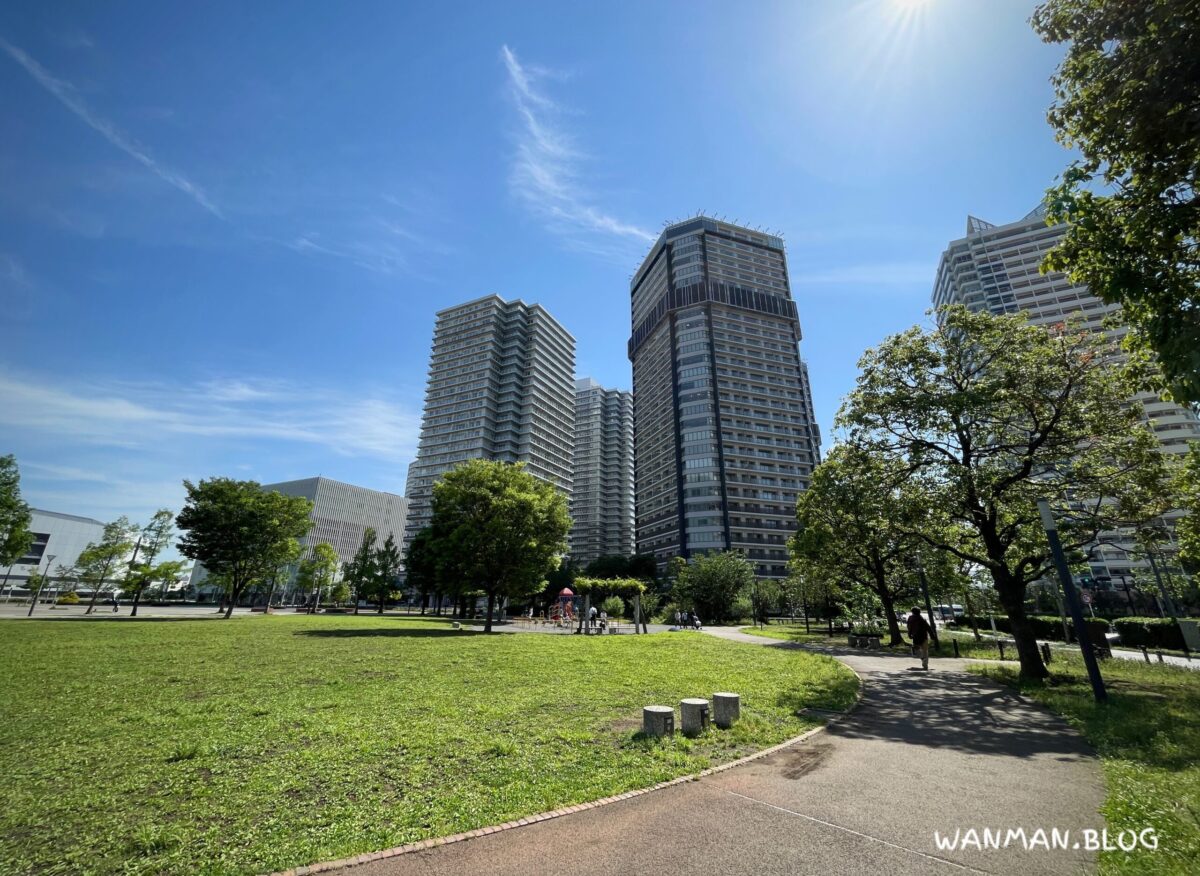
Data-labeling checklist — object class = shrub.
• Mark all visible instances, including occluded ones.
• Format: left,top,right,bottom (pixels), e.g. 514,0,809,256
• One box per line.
600,595,625,619
56,591,80,605
1112,617,1187,651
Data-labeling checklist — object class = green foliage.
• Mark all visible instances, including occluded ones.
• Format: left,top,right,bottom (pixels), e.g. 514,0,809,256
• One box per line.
342,530,377,607
841,305,1169,678
328,582,351,606
175,478,313,617
573,576,646,598
600,595,625,618
429,459,570,632
1112,617,1188,651
78,518,137,613
55,590,80,605
368,533,403,611
1033,0,1200,404
1177,443,1200,568
0,455,33,568
124,510,179,611
972,656,1200,874
674,551,755,623
0,614,857,875
296,542,339,605
792,444,929,642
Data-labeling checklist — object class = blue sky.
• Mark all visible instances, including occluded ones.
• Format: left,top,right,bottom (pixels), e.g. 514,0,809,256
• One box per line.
0,0,1071,526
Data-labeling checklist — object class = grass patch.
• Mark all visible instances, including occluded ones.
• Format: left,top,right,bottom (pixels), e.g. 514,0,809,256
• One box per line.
970,656,1200,875
0,614,856,875
739,624,837,645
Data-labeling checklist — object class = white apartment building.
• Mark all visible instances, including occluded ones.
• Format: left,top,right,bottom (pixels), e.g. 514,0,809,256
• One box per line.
403,294,575,546
569,378,635,566
932,207,1200,580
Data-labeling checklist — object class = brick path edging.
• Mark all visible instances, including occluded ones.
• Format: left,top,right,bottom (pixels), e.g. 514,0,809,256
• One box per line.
269,657,865,876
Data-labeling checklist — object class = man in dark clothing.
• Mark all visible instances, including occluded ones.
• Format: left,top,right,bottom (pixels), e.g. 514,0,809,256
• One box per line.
906,607,932,670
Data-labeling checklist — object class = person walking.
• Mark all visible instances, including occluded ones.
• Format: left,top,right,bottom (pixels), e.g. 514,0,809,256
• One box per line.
907,606,932,670
674,610,681,628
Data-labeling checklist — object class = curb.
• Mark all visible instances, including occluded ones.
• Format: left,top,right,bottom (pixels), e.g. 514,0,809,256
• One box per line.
267,649,864,875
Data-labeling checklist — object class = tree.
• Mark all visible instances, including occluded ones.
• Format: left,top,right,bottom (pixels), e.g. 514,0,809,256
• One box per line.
175,478,313,619
841,306,1169,679
1178,443,1200,568
343,529,377,614
403,527,436,614
0,455,33,569
126,509,176,617
674,551,755,624
370,533,403,613
429,459,569,633
261,538,302,611
1033,0,1200,404
792,445,925,645
80,518,137,615
295,542,339,613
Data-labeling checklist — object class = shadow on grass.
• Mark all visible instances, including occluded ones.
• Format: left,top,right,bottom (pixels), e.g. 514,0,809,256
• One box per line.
294,627,476,639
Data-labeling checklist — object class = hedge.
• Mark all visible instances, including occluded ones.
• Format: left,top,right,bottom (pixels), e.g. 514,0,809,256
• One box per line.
952,614,1109,641
1111,617,1186,651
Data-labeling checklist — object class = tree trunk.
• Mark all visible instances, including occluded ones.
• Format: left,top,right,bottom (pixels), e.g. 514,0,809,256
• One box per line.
880,590,905,646
131,588,142,617
85,586,101,615
377,591,385,614
484,591,496,633
224,586,240,619
264,578,277,614
996,577,1048,680
353,583,360,614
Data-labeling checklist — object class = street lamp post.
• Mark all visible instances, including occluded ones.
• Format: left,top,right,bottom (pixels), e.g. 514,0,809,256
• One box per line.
1037,500,1106,702
26,553,56,618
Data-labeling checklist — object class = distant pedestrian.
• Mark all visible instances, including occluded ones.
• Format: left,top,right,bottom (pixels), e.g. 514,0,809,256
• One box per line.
907,606,932,670
682,610,691,629
110,593,119,613
674,610,681,628
692,613,702,631
589,604,598,629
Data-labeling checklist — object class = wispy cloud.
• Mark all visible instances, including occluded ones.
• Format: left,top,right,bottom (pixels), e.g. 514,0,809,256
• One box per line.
0,35,222,218
789,261,934,287
501,45,654,255
0,372,420,464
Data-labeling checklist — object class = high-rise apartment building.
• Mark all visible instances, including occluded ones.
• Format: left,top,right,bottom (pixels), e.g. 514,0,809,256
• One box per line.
404,294,575,545
628,216,822,580
932,207,1200,579
569,377,634,566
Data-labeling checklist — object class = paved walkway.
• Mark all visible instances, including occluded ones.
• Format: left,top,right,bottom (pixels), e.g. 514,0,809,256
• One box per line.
340,627,1105,876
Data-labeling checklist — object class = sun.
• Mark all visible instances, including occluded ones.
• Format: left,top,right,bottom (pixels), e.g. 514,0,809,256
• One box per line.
891,0,933,11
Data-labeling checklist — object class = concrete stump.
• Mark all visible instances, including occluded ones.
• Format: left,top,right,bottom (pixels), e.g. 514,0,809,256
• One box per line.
680,698,710,737
643,705,674,738
713,692,740,729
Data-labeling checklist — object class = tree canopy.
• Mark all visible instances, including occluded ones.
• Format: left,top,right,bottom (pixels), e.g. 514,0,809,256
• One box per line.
175,478,313,618
792,444,925,644
673,550,755,623
841,306,1168,679
1178,442,1200,569
0,454,33,568
428,459,569,632
79,518,137,614
1033,0,1200,403
296,542,339,611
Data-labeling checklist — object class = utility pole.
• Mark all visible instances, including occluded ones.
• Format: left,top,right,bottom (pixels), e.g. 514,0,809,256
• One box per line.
1037,500,1106,702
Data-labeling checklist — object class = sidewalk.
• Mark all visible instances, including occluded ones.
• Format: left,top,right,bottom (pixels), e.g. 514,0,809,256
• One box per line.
334,627,1105,876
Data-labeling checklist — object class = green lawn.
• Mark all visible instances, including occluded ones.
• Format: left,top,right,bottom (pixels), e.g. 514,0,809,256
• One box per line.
739,624,837,645
970,656,1200,876
0,615,857,875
